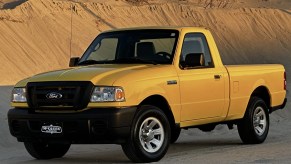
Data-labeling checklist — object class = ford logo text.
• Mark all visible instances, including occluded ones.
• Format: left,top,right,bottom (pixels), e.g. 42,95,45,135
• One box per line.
46,92,63,99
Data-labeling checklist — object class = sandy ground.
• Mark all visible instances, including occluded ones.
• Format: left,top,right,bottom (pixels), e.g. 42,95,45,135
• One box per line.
0,86,290,163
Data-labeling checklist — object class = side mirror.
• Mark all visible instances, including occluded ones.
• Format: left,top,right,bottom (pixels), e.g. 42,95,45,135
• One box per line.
69,57,79,67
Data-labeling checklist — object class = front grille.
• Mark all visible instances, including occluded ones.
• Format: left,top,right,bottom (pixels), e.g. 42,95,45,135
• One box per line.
27,81,94,110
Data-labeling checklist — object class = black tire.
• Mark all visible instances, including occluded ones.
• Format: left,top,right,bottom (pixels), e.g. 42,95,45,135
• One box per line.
24,142,71,159
122,105,171,163
170,126,181,143
237,97,269,144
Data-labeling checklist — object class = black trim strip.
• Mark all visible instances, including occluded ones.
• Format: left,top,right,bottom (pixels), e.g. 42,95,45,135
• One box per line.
270,98,287,113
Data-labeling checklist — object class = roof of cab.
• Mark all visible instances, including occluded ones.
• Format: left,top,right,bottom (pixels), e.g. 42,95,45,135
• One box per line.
102,26,209,33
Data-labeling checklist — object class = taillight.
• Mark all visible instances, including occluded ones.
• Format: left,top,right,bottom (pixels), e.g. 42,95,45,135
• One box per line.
284,71,287,90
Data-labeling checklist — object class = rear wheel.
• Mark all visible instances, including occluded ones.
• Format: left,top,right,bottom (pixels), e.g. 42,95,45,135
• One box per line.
237,97,269,144
122,105,171,163
24,142,70,159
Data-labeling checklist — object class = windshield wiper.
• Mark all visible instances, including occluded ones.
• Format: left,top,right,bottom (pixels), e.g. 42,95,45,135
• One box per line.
114,57,157,65
78,59,113,66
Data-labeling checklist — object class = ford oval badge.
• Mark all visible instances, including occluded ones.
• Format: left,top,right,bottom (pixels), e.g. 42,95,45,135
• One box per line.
46,92,63,99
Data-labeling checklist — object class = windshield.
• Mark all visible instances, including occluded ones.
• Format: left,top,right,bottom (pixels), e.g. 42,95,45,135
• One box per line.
78,29,179,65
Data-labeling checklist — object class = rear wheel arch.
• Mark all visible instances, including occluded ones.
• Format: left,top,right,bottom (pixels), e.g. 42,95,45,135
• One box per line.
250,86,271,110
238,96,269,144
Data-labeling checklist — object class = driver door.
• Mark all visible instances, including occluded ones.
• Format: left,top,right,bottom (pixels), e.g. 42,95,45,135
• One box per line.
178,33,226,121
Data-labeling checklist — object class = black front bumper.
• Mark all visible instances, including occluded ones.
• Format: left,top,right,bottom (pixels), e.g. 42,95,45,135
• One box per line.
8,107,137,144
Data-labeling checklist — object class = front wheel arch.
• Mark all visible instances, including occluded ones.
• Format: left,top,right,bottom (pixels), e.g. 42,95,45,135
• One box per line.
139,95,180,143
122,105,171,162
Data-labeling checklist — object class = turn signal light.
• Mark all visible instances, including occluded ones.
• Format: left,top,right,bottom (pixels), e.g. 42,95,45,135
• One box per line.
115,88,125,100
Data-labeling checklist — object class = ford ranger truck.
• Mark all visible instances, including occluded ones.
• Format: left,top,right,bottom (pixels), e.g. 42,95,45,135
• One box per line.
8,27,287,163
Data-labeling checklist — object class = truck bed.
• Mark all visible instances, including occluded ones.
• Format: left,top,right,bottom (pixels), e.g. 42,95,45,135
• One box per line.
225,64,286,120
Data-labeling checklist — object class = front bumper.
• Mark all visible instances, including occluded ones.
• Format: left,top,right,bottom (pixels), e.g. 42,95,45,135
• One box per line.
8,107,137,144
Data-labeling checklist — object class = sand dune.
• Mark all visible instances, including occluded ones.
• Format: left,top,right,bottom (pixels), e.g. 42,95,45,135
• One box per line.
0,0,290,86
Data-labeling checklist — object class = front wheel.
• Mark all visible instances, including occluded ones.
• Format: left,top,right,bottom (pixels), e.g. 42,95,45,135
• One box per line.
237,97,269,144
122,105,171,163
24,142,71,159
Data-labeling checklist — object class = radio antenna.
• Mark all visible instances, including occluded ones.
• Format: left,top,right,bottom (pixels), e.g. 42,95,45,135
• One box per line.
69,1,74,59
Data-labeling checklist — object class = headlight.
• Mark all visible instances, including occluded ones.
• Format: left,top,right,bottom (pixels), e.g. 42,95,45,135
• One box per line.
90,87,125,102
11,88,27,102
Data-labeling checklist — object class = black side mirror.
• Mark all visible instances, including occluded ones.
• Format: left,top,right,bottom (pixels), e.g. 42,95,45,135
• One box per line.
69,57,79,67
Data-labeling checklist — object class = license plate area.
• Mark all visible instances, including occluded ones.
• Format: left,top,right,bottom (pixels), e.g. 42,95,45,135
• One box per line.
41,122,63,135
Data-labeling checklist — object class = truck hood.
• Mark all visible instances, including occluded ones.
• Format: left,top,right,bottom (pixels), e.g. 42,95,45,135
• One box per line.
25,64,149,85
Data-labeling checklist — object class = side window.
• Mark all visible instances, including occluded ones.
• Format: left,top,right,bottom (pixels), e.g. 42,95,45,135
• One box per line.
180,33,213,68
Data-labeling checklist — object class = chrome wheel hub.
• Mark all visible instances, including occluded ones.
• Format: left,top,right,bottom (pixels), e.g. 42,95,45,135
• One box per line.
139,117,164,153
253,106,267,136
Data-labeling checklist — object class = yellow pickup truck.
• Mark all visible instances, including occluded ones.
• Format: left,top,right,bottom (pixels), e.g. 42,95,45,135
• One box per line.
8,27,287,162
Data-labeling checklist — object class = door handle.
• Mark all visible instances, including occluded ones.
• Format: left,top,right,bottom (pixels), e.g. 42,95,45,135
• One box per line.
214,75,221,79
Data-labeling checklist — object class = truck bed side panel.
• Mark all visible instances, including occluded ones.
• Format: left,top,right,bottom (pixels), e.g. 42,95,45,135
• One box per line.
225,64,286,120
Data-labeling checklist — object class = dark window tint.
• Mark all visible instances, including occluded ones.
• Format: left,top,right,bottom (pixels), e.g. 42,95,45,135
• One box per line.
78,30,179,65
